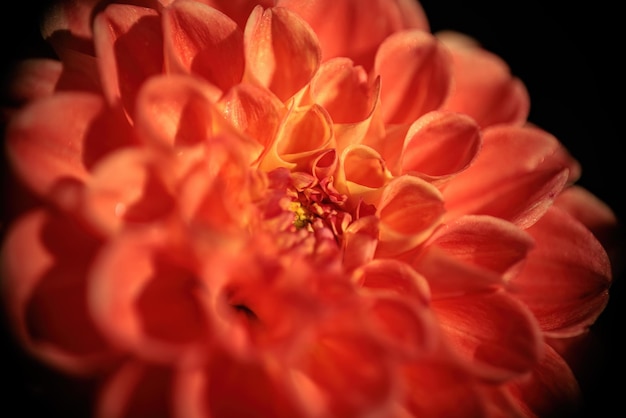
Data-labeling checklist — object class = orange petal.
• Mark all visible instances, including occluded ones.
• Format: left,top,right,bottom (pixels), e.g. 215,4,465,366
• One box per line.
195,0,275,28
375,30,452,124
509,206,612,337
440,36,531,128
342,215,380,272
376,175,445,256
89,227,211,363
94,4,163,114
432,290,543,382
443,125,579,228
402,110,481,184
0,209,114,375
163,0,244,91
336,144,393,204
244,5,321,101
5,92,135,197
2,59,62,105
278,0,430,69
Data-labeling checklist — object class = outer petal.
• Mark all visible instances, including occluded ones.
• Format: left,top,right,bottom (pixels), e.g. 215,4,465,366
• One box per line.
278,0,430,69
195,0,275,28
443,125,579,228
401,110,481,184
94,4,163,115
2,59,62,106
5,92,135,197
163,0,244,92
432,290,543,382
0,209,114,375
440,32,531,128
507,343,582,418
375,30,452,124
413,215,535,297
244,6,321,102
508,206,612,337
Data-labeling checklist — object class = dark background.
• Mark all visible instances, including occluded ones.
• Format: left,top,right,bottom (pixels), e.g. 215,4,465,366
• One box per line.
1,1,624,417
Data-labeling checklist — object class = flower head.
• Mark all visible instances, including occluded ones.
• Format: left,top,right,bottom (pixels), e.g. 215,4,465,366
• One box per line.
0,1,617,417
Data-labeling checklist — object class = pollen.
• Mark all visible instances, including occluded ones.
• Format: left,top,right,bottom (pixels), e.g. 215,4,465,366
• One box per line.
289,201,313,229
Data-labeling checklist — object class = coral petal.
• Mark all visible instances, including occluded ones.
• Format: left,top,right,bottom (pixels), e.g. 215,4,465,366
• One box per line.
432,290,543,382
94,4,163,113
244,6,321,101
164,0,244,91
375,30,452,124
509,206,612,337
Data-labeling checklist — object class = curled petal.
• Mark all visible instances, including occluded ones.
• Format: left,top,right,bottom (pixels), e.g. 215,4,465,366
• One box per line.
5,92,135,197
260,103,333,171
401,110,481,184
376,175,445,256
509,206,612,337
440,33,530,128
94,4,163,113
0,210,113,375
375,30,452,124
432,290,543,382
278,0,430,69
244,5,321,101
443,125,579,228
89,227,212,363
336,144,393,204
197,0,275,28
342,215,380,272
163,0,244,92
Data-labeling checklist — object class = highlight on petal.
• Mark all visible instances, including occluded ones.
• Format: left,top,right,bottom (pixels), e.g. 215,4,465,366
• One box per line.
0,209,113,375
353,258,431,304
431,290,543,382
375,30,452,124
278,0,430,69
93,4,164,114
244,5,321,101
439,32,531,128
5,92,135,197
376,175,445,256
336,144,393,204
508,206,612,337
443,125,579,228
401,110,481,183
163,0,244,92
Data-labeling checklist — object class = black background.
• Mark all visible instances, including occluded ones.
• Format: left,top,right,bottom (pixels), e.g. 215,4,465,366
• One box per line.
1,1,624,417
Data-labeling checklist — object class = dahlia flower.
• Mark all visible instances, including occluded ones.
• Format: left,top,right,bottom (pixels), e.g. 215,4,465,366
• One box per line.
0,0,617,417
